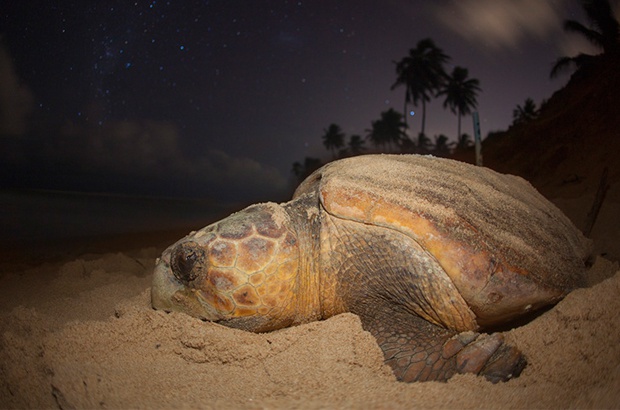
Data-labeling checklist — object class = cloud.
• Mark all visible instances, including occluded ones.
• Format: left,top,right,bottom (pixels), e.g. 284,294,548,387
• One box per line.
556,33,600,60
0,42,34,135
554,1,620,58
17,119,288,201
58,120,183,175
182,149,288,197
434,0,565,50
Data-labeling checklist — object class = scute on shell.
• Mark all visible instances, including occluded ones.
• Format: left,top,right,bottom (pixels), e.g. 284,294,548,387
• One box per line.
295,154,590,326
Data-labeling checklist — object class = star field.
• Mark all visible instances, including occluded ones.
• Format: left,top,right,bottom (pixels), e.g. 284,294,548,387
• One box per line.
0,0,591,200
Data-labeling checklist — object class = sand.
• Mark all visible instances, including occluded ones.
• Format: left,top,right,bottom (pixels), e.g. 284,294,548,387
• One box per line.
1,189,619,409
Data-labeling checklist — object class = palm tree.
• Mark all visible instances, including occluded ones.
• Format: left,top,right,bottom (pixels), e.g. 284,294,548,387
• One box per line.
437,66,481,141
550,0,620,78
292,157,322,182
366,119,388,151
347,135,366,156
455,133,473,152
321,123,345,159
366,109,407,151
391,38,450,135
512,98,539,125
416,133,432,155
433,134,453,157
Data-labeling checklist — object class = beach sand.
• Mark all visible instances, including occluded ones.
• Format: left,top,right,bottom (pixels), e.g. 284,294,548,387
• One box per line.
1,188,619,409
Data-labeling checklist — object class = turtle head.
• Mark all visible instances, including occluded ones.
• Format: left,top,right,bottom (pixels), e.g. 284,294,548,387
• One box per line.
152,203,302,332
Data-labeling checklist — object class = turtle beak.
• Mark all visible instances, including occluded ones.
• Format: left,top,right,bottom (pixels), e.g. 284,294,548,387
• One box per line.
151,257,183,312
151,248,223,321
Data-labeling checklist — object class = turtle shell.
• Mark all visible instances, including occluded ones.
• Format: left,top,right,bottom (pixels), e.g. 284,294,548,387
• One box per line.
294,154,590,327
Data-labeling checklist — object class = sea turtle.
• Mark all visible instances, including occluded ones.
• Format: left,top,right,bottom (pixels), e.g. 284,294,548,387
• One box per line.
152,154,590,382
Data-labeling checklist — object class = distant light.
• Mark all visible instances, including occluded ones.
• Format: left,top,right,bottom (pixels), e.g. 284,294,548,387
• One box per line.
409,110,415,116
180,45,185,50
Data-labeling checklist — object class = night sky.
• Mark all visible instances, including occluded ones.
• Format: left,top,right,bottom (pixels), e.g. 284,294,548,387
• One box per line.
0,0,607,201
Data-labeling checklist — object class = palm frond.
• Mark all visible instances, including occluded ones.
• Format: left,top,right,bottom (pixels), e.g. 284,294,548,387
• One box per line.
550,54,597,78
550,0,620,76
563,20,605,49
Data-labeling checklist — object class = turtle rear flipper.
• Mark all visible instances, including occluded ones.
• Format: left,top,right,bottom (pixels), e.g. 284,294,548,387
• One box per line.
360,309,526,382
475,339,527,383
322,217,527,382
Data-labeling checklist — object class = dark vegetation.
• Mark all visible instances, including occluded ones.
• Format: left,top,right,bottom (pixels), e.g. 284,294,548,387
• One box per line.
453,0,619,200
292,37,482,181
292,0,620,194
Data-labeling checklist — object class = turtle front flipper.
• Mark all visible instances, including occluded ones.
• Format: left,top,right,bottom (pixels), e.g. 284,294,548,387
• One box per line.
319,216,527,383
359,308,526,382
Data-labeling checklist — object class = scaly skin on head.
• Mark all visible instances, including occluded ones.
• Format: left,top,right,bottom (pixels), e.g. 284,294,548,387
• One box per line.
151,192,325,333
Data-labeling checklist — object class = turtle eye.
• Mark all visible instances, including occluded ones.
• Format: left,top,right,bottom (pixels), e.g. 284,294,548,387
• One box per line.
170,241,205,283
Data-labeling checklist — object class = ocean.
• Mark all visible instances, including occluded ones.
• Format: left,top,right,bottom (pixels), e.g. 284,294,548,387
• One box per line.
1,190,242,243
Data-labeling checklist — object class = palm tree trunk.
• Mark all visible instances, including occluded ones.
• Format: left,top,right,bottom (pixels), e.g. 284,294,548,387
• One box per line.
457,112,461,141
403,92,411,141
421,99,426,135
403,99,408,129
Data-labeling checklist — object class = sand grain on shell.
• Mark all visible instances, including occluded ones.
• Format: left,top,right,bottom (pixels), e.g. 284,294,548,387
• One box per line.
314,155,590,289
